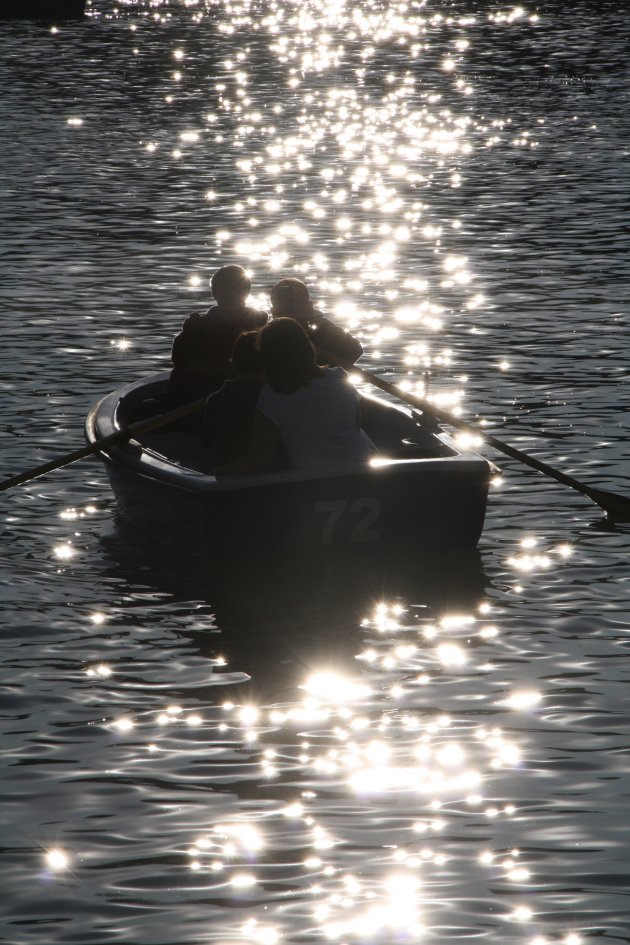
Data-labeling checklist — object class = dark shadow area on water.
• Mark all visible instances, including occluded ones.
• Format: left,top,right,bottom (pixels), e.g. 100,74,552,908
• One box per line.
98,515,490,700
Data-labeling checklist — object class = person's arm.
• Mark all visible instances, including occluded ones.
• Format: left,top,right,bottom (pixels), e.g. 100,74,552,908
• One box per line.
215,409,280,475
308,316,363,365
171,311,202,368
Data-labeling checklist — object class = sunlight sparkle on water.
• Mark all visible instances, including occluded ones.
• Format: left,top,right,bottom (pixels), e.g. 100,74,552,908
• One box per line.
241,919,279,945
319,871,423,940
282,802,304,818
508,553,551,572
45,848,69,871
512,905,534,921
436,642,467,667
216,822,264,853
64,5,591,940
504,690,542,711
440,614,475,630
230,872,257,888
86,663,112,678
239,705,260,725
303,672,370,703
201,0,484,321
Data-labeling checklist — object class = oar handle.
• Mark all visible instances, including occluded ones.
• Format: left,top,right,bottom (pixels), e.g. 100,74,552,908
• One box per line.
0,394,207,493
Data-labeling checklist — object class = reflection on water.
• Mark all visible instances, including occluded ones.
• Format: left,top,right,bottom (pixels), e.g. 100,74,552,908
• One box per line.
1,1,630,944
5,510,627,944
97,516,488,691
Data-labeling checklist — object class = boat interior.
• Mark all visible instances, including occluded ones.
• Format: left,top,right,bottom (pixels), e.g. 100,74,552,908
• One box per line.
116,376,458,474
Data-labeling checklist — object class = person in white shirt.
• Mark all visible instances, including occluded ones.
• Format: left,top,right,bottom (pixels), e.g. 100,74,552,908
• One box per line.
216,318,374,475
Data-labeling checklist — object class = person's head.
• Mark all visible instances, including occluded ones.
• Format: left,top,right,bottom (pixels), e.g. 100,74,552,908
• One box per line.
211,265,251,307
230,331,264,378
259,317,324,394
269,278,313,320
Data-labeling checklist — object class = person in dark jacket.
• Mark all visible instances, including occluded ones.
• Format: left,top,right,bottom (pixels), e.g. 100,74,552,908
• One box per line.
269,278,363,365
202,331,266,469
170,265,268,400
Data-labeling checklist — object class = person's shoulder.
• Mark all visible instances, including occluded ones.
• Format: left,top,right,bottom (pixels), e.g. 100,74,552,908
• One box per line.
242,306,268,327
228,377,263,401
315,316,363,362
322,366,356,394
257,381,278,408
238,376,264,392
205,377,232,403
180,306,216,329
327,366,349,379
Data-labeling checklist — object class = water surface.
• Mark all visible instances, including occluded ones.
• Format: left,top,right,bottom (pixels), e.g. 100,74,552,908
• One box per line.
1,2,629,943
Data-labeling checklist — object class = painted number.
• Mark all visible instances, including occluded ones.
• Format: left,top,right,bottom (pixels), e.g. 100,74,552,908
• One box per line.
314,497,382,544
350,497,381,542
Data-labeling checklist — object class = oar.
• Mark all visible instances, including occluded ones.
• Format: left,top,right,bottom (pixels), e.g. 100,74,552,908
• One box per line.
337,357,630,520
0,395,207,493
4,358,629,520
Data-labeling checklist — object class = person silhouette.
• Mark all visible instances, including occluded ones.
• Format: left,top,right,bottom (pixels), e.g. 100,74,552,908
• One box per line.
170,265,268,399
269,277,363,365
216,318,374,475
202,330,266,469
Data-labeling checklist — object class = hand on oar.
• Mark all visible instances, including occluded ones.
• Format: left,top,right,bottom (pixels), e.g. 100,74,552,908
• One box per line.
324,354,630,521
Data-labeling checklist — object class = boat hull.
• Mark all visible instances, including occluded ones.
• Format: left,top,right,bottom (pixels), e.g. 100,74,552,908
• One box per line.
86,373,492,556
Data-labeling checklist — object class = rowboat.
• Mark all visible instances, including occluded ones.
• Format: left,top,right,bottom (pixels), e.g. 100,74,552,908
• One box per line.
85,372,492,555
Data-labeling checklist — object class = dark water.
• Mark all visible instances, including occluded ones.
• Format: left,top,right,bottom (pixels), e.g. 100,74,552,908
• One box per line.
1,2,629,943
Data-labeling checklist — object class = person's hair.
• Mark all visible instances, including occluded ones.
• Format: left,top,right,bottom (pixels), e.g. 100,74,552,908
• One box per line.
269,277,313,318
259,317,324,394
230,331,264,376
211,265,251,305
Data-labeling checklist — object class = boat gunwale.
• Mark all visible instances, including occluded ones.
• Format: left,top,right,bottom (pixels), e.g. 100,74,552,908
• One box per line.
85,373,492,498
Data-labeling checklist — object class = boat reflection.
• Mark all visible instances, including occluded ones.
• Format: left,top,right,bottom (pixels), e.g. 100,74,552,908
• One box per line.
94,519,550,945
99,517,489,697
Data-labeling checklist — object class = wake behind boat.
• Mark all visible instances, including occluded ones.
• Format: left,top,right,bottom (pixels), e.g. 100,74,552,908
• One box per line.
85,372,492,554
